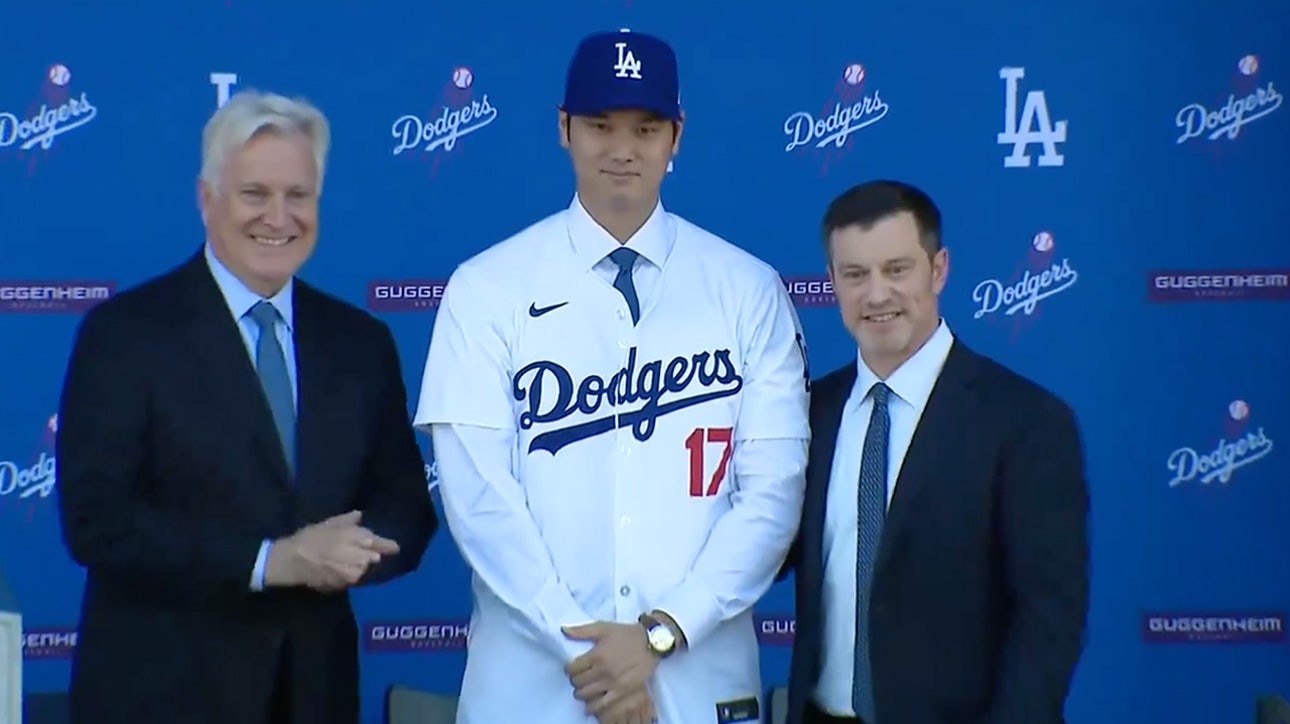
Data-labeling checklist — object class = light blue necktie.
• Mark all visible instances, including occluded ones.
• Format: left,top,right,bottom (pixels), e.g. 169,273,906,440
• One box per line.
853,381,890,722
249,301,295,475
609,247,640,324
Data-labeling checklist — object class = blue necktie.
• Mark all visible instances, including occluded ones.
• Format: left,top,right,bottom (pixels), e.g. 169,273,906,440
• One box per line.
249,301,295,475
609,247,640,324
853,381,890,722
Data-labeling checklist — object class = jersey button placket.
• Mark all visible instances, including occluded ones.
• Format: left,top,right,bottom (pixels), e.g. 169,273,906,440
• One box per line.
614,432,634,614
616,303,633,349
613,313,638,617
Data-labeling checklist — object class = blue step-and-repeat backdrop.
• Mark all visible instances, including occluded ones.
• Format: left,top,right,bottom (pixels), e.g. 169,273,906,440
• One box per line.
2,1,1287,722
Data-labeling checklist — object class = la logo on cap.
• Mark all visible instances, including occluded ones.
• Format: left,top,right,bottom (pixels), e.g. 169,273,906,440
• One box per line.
613,32,642,79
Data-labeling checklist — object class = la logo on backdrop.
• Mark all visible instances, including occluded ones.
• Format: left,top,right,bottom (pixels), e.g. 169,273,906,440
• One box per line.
0,62,99,174
970,230,1080,340
996,66,1067,169
391,65,499,178
782,62,890,174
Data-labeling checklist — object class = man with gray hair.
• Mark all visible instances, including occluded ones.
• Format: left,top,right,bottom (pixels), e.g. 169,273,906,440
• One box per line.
55,89,438,724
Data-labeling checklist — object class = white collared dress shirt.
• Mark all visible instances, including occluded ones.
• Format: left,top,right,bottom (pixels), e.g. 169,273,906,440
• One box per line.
814,319,954,715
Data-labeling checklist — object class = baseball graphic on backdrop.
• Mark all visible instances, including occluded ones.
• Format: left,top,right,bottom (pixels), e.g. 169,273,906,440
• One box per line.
48,63,71,86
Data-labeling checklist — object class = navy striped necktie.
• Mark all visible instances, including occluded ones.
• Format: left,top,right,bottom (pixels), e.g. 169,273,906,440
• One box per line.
853,381,890,721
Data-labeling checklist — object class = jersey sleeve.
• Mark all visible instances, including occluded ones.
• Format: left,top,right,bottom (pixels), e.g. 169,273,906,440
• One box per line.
651,268,810,649
412,266,596,663
413,265,515,430
732,269,812,441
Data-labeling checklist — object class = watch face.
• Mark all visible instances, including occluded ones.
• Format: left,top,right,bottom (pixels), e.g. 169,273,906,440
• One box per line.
648,625,675,651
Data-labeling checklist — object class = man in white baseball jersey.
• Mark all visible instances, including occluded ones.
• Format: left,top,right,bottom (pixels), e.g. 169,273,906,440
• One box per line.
413,28,809,724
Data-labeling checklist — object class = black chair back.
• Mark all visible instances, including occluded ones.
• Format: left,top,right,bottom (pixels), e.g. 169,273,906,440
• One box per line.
24,691,70,724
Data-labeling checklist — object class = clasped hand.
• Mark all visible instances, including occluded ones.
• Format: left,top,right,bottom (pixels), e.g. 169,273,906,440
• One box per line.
563,622,659,724
265,510,399,591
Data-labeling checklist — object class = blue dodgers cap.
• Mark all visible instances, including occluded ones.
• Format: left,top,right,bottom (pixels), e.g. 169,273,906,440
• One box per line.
562,29,681,120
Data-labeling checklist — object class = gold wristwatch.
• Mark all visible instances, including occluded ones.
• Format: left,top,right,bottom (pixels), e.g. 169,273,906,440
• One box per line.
638,612,677,658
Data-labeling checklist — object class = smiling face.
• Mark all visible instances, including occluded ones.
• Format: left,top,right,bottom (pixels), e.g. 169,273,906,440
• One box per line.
827,211,948,378
198,129,319,297
559,108,681,221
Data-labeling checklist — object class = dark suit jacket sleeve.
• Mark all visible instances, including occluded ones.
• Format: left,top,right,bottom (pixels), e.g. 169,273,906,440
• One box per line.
355,321,438,585
986,396,1090,724
56,303,265,595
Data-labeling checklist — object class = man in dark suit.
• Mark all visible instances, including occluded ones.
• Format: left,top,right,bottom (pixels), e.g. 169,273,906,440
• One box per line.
55,89,438,724
782,180,1089,724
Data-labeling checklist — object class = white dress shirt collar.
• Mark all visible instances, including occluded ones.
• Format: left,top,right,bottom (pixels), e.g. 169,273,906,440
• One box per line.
565,193,675,272
852,318,954,411
203,242,294,331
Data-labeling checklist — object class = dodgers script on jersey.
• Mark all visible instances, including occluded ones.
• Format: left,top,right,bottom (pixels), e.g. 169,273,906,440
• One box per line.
414,197,810,723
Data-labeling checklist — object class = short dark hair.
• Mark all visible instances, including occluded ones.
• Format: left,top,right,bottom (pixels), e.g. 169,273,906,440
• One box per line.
820,180,942,261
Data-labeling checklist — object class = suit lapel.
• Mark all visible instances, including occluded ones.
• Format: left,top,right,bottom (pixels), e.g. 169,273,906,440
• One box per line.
875,340,981,572
175,251,292,485
290,283,338,492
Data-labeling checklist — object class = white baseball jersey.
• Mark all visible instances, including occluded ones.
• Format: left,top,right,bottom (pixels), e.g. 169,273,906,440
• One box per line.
413,196,809,724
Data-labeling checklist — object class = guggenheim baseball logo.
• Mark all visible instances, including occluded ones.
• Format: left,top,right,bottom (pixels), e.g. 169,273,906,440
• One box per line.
364,619,469,652
1142,612,1285,644
1167,399,1273,488
783,274,835,307
366,279,447,311
756,614,794,645
0,280,114,313
23,626,78,659
1148,268,1288,302
514,347,743,455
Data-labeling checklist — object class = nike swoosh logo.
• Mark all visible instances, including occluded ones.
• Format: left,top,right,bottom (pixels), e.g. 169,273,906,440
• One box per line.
528,301,569,318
